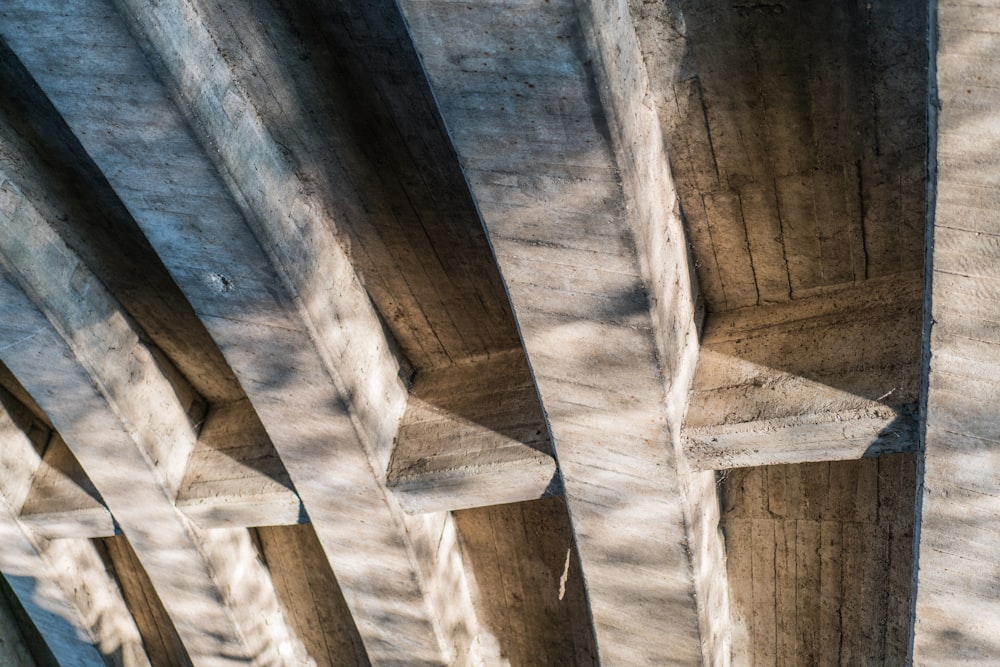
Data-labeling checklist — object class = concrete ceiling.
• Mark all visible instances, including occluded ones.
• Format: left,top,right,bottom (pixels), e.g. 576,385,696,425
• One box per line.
0,0,992,664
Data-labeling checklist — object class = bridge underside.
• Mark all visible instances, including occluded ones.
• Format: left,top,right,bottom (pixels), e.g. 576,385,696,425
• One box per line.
0,0,993,664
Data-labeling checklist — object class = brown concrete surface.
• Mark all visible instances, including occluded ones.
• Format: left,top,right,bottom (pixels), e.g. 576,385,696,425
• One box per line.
723,454,917,666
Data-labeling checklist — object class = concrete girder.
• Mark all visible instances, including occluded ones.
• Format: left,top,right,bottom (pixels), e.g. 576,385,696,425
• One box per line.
400,0,729,661
684,276,924,469
0,2,491,663
0,388,142,667
0,174,306,666
914,1,1000,661
108,0,560,515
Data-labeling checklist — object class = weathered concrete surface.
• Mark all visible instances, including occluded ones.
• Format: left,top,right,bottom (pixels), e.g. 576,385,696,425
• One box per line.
142,0,525,376
0,37,243,406
454,498,598,667
687,404,919,470
401,0,715,661
18,434,116,540
389,351,557,513
636,0,927,311
0,390,141,667
723,454,916,666
0,2,493,663
685,277,924,469
914,1,1000,661
0,176,307,665
98,536,190,666
256,525,371,667
176,400,304,530
0,0,941,663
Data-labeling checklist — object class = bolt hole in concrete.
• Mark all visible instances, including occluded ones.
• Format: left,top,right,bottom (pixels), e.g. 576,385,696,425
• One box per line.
209,273,236,293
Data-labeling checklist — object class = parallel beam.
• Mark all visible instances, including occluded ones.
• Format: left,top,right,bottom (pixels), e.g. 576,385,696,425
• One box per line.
0,390,138,666
0,176,304,665
572,1,733,660
1,3,490,663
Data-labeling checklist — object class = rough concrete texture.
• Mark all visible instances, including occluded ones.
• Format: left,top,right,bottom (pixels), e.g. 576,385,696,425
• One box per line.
0,0,949,663
637,0,927,311
401,0,711,661
723,454,916,665
914,0,1000,661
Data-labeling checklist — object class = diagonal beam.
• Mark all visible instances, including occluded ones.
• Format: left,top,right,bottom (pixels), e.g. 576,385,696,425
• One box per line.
401,0,729,661
0,3,490,663
0,175,306,665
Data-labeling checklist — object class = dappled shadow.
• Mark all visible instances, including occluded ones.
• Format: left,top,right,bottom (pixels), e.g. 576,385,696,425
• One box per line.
454,497,598,667
0,575,60,667
0,38,296,493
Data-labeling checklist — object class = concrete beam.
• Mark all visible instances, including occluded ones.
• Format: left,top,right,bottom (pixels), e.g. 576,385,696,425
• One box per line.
914,2,1000,661
0,3,491,663
18,434,116,540
685,277,924,472
0,178,305,666
401,0,723,661
686,403,919,470
0,385,145,666
388,351,559,513
176,400,304,530
113,0,555,516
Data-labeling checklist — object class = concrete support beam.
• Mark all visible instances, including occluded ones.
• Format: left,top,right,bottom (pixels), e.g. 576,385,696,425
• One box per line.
0,4,490,663
0,179,304,665
572,3,732,659
0,530,129,667
388,351,558,513
176,400,304,530
18,434,117,540
114,0,555,514
686,404,919,470
401,0,721,661
0,386,144,666
685,277,924,472
914,2,1000,661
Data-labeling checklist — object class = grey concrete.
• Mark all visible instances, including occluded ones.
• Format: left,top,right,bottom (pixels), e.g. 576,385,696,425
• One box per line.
0,393,131,667
0,175,305,664
0,3,492,663
914,1,1000,661
723,454,917,665
400,0,711,662
175,400,304,530
388,351,558,513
